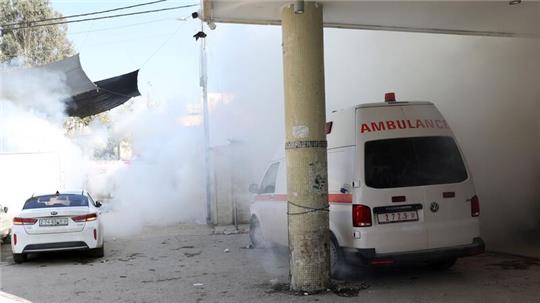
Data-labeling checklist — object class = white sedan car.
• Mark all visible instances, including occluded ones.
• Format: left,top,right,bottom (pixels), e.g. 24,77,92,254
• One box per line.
11,190,104,263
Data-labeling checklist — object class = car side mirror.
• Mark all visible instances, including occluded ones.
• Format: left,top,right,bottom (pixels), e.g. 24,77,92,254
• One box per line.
2,206,7,213
248,184,259,194
95,201,102,208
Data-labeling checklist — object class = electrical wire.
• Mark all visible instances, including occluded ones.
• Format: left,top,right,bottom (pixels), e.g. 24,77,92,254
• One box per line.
0,0,169,27
69,17,175,35
140,24,183,68
1,3,198,31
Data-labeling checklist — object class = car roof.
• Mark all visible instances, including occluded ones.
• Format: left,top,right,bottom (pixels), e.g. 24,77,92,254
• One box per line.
30,190,87,198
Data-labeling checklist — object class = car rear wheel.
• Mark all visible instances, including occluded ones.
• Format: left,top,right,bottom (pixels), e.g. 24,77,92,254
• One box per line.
13,253,26,264
249,216,265,248
2,232,11,244
89,245,105,258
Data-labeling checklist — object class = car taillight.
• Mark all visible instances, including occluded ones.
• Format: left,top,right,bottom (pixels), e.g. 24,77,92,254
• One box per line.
353,204,372,227
13,217,37,225
471,195,480,217
72,213,98,222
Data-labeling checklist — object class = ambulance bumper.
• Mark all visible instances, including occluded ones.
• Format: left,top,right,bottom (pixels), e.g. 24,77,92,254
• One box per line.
344,237,485,265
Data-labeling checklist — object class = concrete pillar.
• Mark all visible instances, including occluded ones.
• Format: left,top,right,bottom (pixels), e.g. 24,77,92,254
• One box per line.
281,2,330,292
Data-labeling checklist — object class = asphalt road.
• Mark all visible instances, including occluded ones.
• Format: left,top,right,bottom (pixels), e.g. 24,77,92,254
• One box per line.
1,224,539,303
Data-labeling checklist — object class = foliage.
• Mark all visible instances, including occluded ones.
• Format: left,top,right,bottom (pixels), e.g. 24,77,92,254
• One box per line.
0,0,74,65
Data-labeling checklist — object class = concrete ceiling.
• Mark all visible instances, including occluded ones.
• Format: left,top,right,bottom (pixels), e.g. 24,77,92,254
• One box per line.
201,1,540,38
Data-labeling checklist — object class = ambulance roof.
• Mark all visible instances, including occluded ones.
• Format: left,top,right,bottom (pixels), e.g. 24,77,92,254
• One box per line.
355,101,433,109
330,101,434,115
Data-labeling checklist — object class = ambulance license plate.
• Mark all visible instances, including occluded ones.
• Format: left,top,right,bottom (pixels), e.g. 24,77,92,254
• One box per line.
377,211,418,224
39,217,69,226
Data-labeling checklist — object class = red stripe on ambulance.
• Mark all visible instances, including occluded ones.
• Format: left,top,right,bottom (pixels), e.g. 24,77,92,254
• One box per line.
360,119,449,133
255,194,352,204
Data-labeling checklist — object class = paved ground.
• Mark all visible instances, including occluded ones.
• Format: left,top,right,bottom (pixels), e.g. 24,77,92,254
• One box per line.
1,224,540,303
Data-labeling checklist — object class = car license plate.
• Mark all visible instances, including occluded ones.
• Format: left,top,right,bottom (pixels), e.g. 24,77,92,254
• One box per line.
39,217,69,226
377,211,418,224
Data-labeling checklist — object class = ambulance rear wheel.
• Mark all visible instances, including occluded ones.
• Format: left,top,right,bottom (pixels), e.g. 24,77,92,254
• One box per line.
249,216,264,248
329,234,343,278
429,257,457,270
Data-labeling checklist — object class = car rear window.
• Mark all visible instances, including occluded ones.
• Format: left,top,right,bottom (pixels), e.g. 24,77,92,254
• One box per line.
23,194,89,209
365,136,468,189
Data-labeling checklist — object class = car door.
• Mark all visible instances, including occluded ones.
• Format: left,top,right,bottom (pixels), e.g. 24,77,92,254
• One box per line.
254,162,287,245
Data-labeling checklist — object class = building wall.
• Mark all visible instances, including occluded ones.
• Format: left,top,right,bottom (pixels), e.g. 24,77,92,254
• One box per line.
211,142,252,225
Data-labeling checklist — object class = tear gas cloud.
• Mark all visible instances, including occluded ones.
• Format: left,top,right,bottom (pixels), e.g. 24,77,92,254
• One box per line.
0,65,89,212
98,99,207,236
0,62,209,236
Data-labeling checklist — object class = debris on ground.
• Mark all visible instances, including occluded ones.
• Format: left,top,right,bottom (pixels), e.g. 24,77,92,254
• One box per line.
330,282,370,297
193,283,204,287
264,281,290,294
488,259,540,270
184,251,202,258
224,248,230,253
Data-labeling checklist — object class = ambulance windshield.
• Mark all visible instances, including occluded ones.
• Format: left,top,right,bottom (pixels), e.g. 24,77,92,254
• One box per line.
365,136,468,188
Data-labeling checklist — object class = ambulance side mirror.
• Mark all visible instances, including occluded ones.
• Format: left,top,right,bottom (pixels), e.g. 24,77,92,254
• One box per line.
2,206,7,213
248,184,259,194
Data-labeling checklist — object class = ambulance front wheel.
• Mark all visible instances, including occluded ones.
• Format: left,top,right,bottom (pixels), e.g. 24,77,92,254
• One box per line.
249,216,265,248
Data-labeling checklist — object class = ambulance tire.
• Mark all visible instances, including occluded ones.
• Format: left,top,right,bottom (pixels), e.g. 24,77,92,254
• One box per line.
249,216,265,248
429,257,457,270
329,233,344,278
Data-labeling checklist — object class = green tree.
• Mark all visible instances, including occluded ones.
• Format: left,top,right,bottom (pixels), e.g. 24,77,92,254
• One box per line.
0,0,74,65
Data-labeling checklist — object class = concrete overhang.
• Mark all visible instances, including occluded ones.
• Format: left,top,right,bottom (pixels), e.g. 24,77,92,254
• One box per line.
201,0,540,38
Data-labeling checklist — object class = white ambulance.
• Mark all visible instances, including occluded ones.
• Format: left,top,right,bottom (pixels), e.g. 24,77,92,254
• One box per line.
249,95,484,273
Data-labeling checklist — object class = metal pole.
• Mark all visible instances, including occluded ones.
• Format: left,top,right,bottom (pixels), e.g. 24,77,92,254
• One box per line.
199,22,212,225
281,1,330,292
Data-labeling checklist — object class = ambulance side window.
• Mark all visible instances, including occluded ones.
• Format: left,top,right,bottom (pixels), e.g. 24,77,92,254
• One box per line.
260,162,280,194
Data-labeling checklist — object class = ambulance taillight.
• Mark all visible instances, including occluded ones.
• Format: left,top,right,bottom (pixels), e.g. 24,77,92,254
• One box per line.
471,195,480,217
353,204,372,227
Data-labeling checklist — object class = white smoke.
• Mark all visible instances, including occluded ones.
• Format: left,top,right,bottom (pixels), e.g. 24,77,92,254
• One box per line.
0,64,89,214
99,98,206,236
0,63,208,237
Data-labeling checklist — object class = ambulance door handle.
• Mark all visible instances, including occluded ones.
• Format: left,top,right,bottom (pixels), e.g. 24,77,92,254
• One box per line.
340,183,352,193
352,181,361,188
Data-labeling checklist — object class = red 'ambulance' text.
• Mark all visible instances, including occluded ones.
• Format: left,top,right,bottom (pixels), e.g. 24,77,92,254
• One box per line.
360,119,449,134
